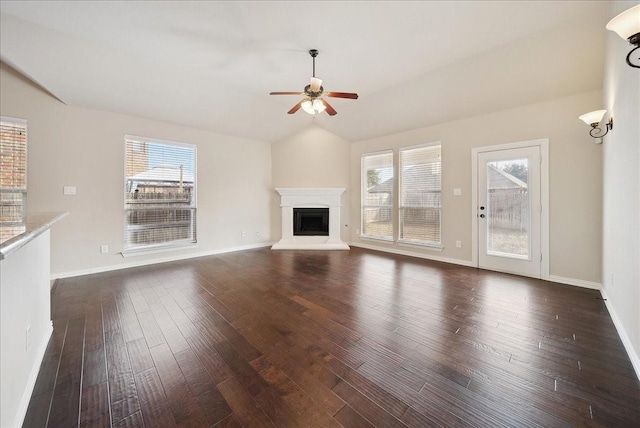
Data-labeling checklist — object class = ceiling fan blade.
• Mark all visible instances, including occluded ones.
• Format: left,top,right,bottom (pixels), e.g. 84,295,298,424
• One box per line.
321,99,337,116
326,92,359,99
288,100,303,114
270,91,304,95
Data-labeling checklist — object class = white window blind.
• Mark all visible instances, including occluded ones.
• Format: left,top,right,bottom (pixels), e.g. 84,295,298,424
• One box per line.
399,143,441,246
362,151,394,240
0,117,27,233
124,136,196,252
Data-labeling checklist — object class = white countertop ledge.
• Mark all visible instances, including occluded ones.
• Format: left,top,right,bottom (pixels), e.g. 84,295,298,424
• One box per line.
0,212,68,260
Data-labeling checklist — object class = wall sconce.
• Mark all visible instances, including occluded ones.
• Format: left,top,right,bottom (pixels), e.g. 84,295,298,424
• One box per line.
579,110,613,144
606,4,640,68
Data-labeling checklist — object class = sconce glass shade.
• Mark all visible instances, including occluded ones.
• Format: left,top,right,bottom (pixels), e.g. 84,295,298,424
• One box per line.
607,5,640,68
606,4,640,40
579,110,607,125
579,110,613,142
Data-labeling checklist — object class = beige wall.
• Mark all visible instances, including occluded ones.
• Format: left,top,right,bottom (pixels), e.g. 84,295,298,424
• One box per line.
350,90,603,284
0,63,274,277
271,126,351,241
602,1,640,375
1,58,605,287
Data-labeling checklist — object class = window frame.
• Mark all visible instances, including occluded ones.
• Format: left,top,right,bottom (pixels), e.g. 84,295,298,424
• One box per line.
123,135,197,255
360,149,394,242
0,116,28,228
397,142,442,248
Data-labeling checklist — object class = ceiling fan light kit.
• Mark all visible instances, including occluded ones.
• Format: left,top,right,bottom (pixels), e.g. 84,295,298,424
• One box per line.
302,98,326,115
270,49,358,116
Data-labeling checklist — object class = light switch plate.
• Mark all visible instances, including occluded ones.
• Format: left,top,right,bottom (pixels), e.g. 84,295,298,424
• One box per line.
453,188,462,196
63,186,76,195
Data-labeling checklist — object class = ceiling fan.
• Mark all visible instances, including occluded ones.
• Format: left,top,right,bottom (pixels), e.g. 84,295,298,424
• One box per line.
270,49,358,116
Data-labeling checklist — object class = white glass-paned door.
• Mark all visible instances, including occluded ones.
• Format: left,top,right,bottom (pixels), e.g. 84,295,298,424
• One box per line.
478,146,541,277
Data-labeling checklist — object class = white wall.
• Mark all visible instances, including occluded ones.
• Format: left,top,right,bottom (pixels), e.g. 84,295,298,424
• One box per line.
0,63,274,278
1,231,53,428
602,1,640,375
271,126,351,241
350,91,604,285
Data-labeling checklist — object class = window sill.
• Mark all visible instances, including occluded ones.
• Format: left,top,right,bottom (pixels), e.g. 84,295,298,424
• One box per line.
397,241,443,252
121,242,198,258
360,235,394,243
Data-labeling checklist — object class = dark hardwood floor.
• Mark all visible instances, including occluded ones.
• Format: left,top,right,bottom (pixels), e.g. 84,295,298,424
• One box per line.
23,247,640,427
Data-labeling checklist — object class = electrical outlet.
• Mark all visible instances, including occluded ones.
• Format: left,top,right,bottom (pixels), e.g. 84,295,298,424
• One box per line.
26,325,31,350
241,231,246,237
456,240,462,248
256,231,260,236
100,244,109,254
63,186,76,195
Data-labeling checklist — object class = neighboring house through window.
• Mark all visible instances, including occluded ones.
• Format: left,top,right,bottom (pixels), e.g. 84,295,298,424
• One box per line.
361,150,394,240
124,136,196,252
0,116,27,242
399,143,441,246
361,143,442,247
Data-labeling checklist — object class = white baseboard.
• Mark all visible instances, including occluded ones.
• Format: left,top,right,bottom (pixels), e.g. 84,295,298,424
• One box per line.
600,288,640,381
547,275,601,290
349,241,476,268
351,243,604,290
52,242,274,280
13,321,53,428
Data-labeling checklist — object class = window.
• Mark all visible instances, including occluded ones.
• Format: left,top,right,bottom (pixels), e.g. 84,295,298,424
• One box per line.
399,143,441,246
361,150,393,240
0,117,27,232
124,136,196,252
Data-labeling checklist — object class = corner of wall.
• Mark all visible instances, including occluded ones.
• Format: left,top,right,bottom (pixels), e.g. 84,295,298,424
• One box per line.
600,0,640,381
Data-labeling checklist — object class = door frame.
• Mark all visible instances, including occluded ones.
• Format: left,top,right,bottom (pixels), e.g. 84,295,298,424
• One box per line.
471,139,550,280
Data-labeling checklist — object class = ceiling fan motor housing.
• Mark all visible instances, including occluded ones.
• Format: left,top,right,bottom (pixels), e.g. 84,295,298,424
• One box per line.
304,84,324,97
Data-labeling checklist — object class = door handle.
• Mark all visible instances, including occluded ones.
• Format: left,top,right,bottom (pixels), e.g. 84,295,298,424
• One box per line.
479,214,485,218
480,206,485,210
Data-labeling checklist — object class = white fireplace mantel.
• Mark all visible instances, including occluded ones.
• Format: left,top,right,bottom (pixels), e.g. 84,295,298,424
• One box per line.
271,188,349,250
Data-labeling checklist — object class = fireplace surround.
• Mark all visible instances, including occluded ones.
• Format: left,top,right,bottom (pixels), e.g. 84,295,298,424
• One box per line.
271,188,349,250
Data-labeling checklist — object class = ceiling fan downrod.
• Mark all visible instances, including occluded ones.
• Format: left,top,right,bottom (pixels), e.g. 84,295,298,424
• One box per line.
308,49,323,94
309,49,318,77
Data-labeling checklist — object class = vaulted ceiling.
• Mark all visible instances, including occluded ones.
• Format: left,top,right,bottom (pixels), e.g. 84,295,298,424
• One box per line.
0,1,609,143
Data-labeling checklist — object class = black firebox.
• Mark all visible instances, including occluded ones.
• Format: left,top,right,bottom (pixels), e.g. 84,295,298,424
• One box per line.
293,208,329,236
